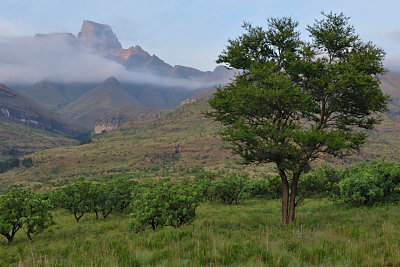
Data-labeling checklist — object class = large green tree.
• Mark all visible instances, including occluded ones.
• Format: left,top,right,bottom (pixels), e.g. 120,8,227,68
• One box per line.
208,13,388,225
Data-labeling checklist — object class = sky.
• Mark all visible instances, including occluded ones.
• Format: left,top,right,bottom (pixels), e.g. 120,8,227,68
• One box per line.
0,0,399,71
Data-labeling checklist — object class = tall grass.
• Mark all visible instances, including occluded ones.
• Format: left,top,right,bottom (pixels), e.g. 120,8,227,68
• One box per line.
1,199,399,266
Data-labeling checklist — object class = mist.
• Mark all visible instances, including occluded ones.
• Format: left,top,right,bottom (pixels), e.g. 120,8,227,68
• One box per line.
0,35,215,89
385,55,400,76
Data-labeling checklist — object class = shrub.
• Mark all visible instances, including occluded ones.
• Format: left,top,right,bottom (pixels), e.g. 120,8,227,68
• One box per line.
52,179,92,222
247,175,282,199
296,165,343,205
194,172,218,200
132,178,202,230
22,193,54,240
21,158,33,168
0,186,54,243
336,160,400,205
209,173,249,204
0,157,19,173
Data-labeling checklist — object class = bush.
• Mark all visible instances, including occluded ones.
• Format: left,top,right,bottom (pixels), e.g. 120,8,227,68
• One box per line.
0,186,54,243
194,172,217,200
296,165,343,205
21,158,33,168
209,173,249,204
52,179,92,222
336,160,400,205
247,175,282,199
0,157,19,173
132,178,202,230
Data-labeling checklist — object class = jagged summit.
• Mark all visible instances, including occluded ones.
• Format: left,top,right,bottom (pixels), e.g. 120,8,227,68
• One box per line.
77,20,122,52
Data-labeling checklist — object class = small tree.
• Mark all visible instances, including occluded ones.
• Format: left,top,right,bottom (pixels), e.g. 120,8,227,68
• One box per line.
54,179,91,222
132,179,202,230
0,186,27,243
23,193,54,241
208,13,388,224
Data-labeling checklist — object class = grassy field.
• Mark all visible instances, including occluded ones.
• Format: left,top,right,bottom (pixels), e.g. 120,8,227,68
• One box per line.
1,198,399,266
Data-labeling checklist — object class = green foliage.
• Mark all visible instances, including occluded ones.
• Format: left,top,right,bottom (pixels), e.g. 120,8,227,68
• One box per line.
0,186,27,243
89,178,139,219
132,178,202,230
22,193,54,240
0,157,19,173
296,165,343,205
0,186,53,243
194,172,218,201
208,173,250,204
107,177,138,211
336,160,400,205
52,179,92,222
209,12,388,224
247,175,282,199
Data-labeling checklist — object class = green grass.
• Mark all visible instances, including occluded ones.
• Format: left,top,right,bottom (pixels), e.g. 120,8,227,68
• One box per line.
1,198,399,266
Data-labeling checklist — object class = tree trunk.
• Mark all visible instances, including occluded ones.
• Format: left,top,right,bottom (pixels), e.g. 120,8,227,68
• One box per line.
289,173,300,223
27,231,32,241
279,169,290,225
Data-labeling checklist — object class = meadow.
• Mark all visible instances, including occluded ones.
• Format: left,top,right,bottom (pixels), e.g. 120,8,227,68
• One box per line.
1,198,399,266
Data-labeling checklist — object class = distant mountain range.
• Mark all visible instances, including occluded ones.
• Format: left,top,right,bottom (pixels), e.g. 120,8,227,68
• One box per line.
34,20,235,84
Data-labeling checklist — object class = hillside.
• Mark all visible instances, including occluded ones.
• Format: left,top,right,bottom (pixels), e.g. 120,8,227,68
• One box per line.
0,118,78,162
23,81,95,111
58,77,139,128
3,83,400,191
0,83,78,135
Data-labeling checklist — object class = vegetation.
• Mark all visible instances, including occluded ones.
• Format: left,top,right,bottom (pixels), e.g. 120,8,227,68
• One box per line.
0,186,53,243
1,198,400,266
132,178,203,231
336,160,400,205
208,13,388,224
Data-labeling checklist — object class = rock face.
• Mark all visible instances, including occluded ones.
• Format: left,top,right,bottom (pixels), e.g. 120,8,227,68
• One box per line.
0,83,75,134
77,20,122,52
94,105,163,134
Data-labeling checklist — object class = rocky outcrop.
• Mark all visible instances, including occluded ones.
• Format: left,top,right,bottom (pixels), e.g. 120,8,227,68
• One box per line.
77,20,122,53
94,105,163,134
0,83,76,134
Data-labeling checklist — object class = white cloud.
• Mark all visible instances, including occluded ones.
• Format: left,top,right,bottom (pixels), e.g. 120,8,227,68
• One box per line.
0,35,213,89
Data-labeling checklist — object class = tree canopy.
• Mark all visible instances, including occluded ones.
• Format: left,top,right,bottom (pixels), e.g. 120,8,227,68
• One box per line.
208,12,388,225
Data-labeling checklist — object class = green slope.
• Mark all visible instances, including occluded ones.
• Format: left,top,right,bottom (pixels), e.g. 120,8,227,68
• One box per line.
0,117,78,161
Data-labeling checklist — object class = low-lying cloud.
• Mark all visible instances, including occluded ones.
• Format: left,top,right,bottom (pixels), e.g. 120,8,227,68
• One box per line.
0,35,213,89
385,55,400,76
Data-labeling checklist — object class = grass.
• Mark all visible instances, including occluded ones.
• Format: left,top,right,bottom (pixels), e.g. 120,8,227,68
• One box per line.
1,198,399,266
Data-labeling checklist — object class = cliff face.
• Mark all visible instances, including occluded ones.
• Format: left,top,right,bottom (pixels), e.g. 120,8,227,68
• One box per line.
94,105,163,134
77,20,122,53
0,84,76,134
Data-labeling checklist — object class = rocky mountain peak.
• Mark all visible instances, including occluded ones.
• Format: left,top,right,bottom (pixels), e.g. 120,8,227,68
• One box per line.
77,20,122,52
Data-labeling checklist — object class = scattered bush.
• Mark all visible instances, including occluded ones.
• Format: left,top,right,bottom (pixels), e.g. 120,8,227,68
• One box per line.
21,158,33,168
132,178,202,230
247,175,282,199
208,173,249,204
52,179,92,222
194,172,217,201
336,161,400,205
0,157,19,173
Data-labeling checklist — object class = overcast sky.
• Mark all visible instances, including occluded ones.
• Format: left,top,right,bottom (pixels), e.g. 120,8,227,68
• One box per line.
1,0,399,71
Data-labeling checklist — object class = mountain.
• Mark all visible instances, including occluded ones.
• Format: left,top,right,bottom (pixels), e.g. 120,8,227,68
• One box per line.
58,77,138,128
23,81,95,111
0,117,78,161
77,20,122,53
0,83,77,135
